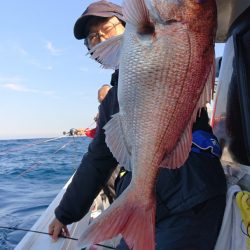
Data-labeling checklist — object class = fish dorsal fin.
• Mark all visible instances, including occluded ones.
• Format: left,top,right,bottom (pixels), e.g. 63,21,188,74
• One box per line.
123,0,155,34
88,34,123,70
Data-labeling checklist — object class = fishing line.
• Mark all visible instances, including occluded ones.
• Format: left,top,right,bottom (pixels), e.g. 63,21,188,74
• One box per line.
67,119,97,170
0,136,67,156
0,226,115,249
156,190,170,223
71,135,79,171
86,121,96,129
53,140,73,154
18,161,43,177
17,140,74,177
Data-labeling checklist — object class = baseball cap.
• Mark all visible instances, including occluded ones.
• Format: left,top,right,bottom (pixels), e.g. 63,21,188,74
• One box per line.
74,0,124,40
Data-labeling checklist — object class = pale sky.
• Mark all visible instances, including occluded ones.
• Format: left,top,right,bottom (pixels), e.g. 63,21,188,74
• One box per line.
0,0,224,139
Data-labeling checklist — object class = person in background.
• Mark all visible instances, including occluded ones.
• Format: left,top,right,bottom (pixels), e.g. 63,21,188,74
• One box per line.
97,84,110,103
75,84,111,138
49,1,227,249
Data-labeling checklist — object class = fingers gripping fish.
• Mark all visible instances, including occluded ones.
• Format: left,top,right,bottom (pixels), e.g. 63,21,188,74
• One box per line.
78,0,217,249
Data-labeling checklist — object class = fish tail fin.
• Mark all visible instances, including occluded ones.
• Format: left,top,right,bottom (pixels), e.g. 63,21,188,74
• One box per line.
77,190,156,250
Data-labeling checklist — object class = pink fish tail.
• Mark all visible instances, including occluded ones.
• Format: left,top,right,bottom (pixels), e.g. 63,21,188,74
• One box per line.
121,201,156,250
77,191,156,250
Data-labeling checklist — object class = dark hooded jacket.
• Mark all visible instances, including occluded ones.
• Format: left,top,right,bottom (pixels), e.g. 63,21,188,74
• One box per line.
55,70,226,225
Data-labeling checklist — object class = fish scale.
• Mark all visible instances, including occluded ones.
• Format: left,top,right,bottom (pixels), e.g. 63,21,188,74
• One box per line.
119,26,190,156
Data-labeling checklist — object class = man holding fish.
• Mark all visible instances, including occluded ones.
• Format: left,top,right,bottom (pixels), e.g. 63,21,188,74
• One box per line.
49,1,227,249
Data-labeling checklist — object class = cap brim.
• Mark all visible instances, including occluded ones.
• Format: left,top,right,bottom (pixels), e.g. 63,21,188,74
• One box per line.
74,12,125,40
74,13,112,39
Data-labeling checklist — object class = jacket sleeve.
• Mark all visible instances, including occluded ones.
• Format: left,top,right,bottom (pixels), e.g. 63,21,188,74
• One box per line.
55,89,118,225
85,128,96,138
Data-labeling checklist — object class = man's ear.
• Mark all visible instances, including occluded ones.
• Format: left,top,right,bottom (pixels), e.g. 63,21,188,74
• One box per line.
84,39,91,51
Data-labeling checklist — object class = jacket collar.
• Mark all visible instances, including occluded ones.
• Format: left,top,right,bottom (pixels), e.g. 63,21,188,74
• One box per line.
110,69,119,86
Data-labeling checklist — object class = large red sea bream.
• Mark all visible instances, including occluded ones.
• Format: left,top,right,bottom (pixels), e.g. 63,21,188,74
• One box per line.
78,0,217,249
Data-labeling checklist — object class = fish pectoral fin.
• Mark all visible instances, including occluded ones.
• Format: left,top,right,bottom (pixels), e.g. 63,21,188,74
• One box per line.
160,121,193,169
88,34,123,69
160,55,215,169
123,0,155,35
104,113,132,171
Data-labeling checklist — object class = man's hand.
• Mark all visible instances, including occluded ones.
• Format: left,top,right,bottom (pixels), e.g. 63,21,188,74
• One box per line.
48,218,70,241
75,128,86,136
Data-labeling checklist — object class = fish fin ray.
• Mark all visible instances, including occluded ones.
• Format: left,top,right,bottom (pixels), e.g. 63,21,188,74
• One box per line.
160,54,215,169
210,56,216,99
160,121,193,169
196,57,215,106
123,0,151,28
122,204,155,250
104,113,132,171
88,34,123,69
77,191,156,250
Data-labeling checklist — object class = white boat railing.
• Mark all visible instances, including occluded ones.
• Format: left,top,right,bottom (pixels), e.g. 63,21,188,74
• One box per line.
15,174,120,250
14,175,94,250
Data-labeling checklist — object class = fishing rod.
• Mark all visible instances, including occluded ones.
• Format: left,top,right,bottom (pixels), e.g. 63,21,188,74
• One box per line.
0,226,115,249
0,226,76,240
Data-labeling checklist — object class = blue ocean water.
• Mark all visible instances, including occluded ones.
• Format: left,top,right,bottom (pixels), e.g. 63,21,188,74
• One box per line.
0,136,91,250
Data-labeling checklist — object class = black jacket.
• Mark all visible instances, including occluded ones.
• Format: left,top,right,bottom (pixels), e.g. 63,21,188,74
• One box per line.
55,70,226,225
